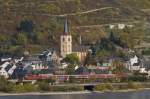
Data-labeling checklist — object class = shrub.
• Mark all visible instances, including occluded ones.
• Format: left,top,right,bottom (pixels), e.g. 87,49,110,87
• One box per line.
68,76,76,83
127,82,143,90
12,84,37,93
37,81,50,91
0,76,14,92
94,83,114,91
23,84,38,92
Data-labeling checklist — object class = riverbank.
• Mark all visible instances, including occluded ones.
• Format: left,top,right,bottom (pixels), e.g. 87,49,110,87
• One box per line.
1,78,150,95
104,88,150,93
0,91,92,96
0,88,150,96
0,91,136,96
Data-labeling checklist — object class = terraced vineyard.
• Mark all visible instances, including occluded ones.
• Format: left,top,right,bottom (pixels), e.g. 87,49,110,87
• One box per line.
0,0,150,55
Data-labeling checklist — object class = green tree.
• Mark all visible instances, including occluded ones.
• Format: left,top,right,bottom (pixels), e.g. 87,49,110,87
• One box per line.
0,76,13,92
18,20,34,33
35,31,48,45
64,53,79,64
84,52,97,66
0,35,8,42
35,17,62,46
0,76,8,91
96,50,110,58
37,81,50,91
39,4,60,14
65,64,76,75
112,60,127,75
75,0,82,15
16,33,27,46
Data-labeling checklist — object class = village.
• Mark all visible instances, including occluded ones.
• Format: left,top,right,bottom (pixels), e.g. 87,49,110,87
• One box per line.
0,19,150,84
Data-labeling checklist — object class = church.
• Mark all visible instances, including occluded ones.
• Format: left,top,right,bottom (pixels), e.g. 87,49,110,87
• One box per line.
60,19,89,63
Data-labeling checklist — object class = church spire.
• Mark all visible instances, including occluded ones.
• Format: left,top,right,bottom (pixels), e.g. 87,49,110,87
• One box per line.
63,18,69,35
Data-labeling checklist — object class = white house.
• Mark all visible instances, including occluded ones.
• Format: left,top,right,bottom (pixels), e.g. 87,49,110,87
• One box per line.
109,25,115,29
125,55,141,71
0,62,10,78
118,24,125,29
130,55,138,66
0,68,9,78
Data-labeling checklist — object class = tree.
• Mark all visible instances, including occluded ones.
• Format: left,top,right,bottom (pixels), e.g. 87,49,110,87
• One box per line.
84,52,97,66
0,76,9,91
17,20,35,41
34,17,62,46
39,4,60,14
37,80,50,91
64,53,79,65
96,50,110,59
112,60,127,75
0,76,13,92
99,38,115,51
18,20,34,33
109,32,116,42
16,33,27,46
35,31,48,45
0,35,8,42
75,0,82,15
65,64,76,75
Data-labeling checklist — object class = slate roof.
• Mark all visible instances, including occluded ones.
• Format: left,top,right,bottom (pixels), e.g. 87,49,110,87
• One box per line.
62,18,69,35
24,55,42,61
73,45,89,52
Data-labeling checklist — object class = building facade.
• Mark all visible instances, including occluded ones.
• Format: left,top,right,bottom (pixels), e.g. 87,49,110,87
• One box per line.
60,19,72,58
60,19,89,63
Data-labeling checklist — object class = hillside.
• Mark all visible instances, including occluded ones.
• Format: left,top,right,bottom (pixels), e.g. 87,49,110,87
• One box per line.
0,0,149,32
0,0,150,55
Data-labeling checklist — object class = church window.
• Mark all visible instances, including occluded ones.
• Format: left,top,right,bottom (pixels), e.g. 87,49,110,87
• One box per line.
68,38,70,41
63,37,65,42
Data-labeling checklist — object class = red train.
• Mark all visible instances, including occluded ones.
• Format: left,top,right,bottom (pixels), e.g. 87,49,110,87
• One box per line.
25,74,127,81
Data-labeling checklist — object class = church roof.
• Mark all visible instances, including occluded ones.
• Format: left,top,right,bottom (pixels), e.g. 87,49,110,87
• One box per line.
73,45,89,52
63,18,69,35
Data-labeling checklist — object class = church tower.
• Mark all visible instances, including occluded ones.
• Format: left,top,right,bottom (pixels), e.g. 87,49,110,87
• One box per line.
60,19,72,58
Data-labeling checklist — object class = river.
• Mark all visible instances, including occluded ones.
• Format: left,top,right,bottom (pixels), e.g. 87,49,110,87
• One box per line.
0,90,150,99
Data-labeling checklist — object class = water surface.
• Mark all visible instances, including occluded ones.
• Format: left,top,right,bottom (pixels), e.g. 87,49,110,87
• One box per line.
0,90,150,99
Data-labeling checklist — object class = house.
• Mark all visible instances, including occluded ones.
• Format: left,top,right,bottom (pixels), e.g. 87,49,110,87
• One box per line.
109,24,115,29
143,61,150,70
125,55,144,71
130,55,138,66
118,24,125,29
0,62,10,78
23,55,48,71
131,63,141,71
23,49,60,72
0,68,9,78
148,70,150,77
45,49,60,66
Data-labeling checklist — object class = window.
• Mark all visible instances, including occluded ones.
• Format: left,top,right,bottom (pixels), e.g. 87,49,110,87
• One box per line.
63,37,65,42
68,38,70,41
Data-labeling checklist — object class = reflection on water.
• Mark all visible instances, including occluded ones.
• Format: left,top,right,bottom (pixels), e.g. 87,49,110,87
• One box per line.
0,90,150,99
